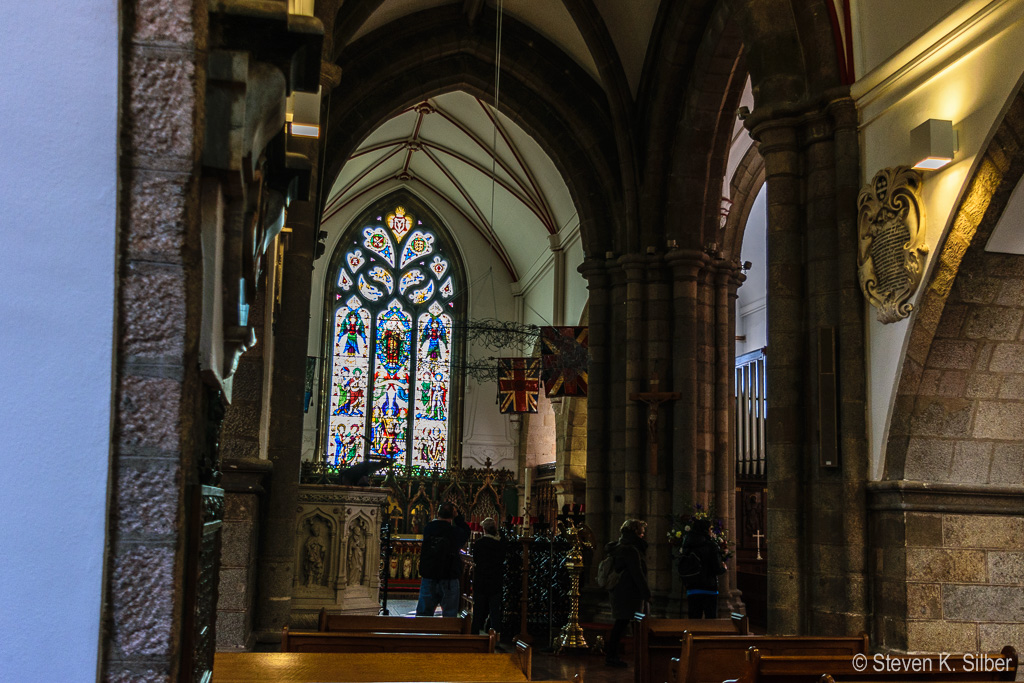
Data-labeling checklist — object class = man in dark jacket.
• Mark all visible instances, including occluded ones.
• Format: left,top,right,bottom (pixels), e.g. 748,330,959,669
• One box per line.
416,501,471,617
605,519,651,668
680,518,726,618
470,517,504,635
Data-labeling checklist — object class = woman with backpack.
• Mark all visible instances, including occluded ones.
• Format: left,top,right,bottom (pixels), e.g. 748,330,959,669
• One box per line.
603,519,650,668
679,518,726,618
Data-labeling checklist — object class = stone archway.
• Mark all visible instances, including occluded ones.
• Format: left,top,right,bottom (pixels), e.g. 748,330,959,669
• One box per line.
872,80,1024,655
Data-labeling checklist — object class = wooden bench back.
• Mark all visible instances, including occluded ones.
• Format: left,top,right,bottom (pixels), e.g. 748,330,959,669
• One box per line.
212,645,534,682
731,646,1017,683
675,633,869,683
282,627,496,654
634,612,749,683
317,609,471,633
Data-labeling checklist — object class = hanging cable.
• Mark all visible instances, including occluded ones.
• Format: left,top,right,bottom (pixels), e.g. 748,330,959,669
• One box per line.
488,0,504,247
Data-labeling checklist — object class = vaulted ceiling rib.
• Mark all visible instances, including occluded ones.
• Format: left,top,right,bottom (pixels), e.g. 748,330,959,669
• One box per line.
323,92,577,283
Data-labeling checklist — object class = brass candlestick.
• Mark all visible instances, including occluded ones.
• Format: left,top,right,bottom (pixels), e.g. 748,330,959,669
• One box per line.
555,517,590,653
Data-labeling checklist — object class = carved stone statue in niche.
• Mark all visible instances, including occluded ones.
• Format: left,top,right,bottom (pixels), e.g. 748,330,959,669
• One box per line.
347,518,368,587
305,519,327,587
401,552,413,579
857,166,929,323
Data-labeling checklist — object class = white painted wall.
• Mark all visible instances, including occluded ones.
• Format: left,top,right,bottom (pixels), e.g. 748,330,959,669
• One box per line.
564,234,588,325
852,0,963,78
0,1,117,679
522,263,556,328
736,185,768,356
852,0,1024,478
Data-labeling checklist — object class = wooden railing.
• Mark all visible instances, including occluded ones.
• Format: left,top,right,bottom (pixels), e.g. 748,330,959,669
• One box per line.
735,348,766,479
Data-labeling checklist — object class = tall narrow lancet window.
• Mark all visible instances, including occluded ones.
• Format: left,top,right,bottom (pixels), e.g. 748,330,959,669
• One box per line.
322,195,464,470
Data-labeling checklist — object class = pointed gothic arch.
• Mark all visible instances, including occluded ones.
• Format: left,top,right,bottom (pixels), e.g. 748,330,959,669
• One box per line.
319,191,467,469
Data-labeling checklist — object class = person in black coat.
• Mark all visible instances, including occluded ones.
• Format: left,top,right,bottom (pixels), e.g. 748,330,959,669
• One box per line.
470,517,504,635
415,502,471,617
680,518,726,618
604,519,651,668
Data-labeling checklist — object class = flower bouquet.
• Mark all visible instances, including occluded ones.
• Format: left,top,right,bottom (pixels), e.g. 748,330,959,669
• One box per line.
666,503,733,560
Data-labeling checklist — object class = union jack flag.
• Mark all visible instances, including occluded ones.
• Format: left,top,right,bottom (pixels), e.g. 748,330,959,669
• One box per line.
497,357,540,413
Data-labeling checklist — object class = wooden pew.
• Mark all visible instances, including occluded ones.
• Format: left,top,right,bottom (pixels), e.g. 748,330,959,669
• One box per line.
727,646,1017,683
317,608,472,634
634,612,749,683
282,626,497,653
671,632,869,683
212,641,536,682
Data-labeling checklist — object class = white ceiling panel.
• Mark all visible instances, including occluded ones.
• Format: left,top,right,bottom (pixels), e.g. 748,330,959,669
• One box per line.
592,0,661,97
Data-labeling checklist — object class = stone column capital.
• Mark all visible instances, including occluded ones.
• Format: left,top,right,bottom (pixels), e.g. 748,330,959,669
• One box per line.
748,115,800,153
826,95,858,132
617,253,648,282
665,248,708,281
578,256,611,286
645,251,669,282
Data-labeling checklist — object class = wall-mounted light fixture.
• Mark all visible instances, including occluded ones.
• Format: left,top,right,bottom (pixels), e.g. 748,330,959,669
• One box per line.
286,88,322,138
910,119,957,170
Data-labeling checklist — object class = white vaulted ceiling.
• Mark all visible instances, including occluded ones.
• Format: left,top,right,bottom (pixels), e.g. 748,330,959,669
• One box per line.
322,91,578,281
327,0,664,281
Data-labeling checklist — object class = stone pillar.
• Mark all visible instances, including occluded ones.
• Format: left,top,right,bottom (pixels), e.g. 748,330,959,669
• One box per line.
748,97,868,636
608,262,628,529
830,97,870,638
696,264,716,504
620,254,648,520
714,262,741,611
579,257,611,619
580,258,611,542
104,0,208,678
666,250,706,517
665,249,704,616
644,251,674,600
217,458,273,650
749,116,805,635
255,200,317,642
549,233,566,327
724,266,746,611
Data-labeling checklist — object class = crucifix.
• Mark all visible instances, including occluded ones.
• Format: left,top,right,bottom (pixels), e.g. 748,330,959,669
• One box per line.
753,529,765,560
629,376,680,475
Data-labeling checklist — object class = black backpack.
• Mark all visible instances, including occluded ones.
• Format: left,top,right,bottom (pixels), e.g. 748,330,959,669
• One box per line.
419,532,454,579
678,550,702,582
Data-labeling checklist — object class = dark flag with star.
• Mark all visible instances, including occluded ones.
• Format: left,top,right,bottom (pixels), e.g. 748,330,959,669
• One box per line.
540,326,589,397
497,357,540,413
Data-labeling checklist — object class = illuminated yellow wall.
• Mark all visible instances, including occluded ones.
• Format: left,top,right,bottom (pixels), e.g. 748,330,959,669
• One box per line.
852,0,1024,478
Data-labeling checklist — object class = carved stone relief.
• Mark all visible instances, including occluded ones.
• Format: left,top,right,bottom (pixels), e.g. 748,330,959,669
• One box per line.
292,485,387,618
346,517,368,587
857,167,929,323
295,511,335,591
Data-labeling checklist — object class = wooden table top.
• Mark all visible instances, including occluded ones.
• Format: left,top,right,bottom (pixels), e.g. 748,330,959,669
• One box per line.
211,652,529,683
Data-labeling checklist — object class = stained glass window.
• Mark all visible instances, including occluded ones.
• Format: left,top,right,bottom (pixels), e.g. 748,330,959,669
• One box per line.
322,198,463,470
